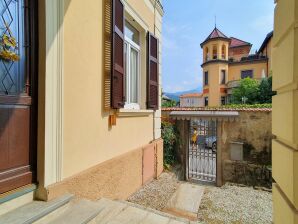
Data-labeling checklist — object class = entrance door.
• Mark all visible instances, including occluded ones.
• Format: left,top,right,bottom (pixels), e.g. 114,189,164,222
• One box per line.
0,0,37,194
188,119,217,183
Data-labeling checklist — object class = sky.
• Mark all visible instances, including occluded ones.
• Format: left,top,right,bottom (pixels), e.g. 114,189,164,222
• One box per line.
162,0,275,93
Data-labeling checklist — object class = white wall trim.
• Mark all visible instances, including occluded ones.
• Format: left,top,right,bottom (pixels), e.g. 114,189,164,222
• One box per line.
44,0,64,186
123,0,149,31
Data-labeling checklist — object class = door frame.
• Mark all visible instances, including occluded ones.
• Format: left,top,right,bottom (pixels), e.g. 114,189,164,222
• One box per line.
28,0,39,184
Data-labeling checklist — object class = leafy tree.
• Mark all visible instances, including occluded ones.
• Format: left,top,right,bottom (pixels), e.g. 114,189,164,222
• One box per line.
161,121,177,167
162,100,177,108
258,76,276,103
232,78,260,104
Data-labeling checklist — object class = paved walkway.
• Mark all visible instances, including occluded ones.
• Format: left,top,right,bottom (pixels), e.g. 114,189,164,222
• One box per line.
94,198,197,224
165,183,205,221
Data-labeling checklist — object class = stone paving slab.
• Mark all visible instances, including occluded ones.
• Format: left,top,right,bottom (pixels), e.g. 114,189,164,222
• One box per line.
94,199,196,224
165,183,205,220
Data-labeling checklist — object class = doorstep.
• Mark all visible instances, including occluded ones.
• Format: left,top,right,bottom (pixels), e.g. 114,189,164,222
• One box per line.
0,184,36,204
0,184,36,216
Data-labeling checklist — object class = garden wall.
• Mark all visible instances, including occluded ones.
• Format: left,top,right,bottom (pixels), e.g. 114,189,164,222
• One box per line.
220,111,272,188
162,109,272,187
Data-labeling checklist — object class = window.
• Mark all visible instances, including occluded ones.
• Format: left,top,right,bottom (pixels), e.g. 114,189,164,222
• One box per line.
124,21,140,109
213,45,217,59
204,71,209,86
110,0,159,111
221,96,226,105
222,45,226,59
204,97,209,106
220,70,226,84
205,47,209,61
241,70,253,79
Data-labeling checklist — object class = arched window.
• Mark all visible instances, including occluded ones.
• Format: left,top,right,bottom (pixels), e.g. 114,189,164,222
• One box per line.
222,45,226,59
212,45,217,59
205,47,209,61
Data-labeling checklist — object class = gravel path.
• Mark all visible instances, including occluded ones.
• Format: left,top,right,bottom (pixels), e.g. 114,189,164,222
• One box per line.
127,172,180,210
198,183,273,224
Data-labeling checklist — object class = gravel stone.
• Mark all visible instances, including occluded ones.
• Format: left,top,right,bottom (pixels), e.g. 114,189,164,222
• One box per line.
128,172,180,211
198,183,273,224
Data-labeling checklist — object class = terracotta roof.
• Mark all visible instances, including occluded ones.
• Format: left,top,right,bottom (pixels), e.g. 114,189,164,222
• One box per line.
180,93,203,98
230,37,251,48
162,107,272,112
208,27,228,39
201,27,230,46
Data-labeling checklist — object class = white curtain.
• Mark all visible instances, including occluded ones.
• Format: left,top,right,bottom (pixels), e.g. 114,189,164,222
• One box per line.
130,48,138,103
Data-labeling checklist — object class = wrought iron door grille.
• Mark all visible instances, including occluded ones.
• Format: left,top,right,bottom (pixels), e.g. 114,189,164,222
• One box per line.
188,119,217,183
0,0,25,95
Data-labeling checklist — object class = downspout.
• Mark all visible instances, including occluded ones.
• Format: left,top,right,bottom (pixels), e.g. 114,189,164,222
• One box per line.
266,47,269,77
154,0,157,35
153,0,157,140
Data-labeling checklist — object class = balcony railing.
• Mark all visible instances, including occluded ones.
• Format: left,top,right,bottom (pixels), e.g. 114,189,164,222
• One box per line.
227,80,241,89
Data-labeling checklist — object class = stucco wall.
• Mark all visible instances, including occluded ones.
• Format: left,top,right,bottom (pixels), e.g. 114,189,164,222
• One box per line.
47,139,163,201
180,97,204,107
61,0,162,179
228,61,267,81
272,0,298,223
203,63,229,106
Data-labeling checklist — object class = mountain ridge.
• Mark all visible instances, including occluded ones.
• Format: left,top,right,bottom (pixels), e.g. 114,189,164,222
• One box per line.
164,87,203,102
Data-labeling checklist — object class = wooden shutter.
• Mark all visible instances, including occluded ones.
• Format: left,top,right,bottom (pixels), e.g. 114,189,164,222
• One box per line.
111,0,125,109
147,33,159,110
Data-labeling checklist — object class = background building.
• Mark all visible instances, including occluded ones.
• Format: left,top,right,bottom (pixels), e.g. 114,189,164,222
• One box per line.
201,27,273,106
180,93,204,107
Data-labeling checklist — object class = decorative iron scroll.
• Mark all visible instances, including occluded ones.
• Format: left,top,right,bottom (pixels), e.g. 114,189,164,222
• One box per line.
0,0,25,95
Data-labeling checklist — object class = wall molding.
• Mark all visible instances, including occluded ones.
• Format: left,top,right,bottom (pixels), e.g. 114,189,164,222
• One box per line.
44,0,64,186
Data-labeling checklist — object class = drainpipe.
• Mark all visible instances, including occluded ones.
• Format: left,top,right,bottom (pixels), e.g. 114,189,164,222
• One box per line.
153,0,157,139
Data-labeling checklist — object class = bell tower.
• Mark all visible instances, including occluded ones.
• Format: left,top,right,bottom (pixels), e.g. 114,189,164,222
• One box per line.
201,27,230,106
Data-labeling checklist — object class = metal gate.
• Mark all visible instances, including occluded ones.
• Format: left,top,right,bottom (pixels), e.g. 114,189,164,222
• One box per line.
188,119,217,183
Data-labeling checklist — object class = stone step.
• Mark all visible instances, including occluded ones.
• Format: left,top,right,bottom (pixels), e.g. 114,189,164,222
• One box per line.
164,183,205,221
0,194,73,224
44,199,103,224
94,198,197,224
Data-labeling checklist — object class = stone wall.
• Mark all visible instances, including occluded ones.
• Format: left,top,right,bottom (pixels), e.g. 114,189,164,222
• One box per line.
220,111,272,187
162,110,272,187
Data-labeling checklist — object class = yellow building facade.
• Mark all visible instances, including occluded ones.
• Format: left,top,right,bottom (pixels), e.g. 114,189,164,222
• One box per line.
272,0,298,223
201,28,272,107
0,0,164,207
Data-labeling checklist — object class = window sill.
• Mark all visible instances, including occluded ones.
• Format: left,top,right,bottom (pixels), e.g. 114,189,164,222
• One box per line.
117,109,154,117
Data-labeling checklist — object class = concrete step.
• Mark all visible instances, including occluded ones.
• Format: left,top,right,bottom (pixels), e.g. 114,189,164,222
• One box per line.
0,194,73,224
94,198,197,224
164,183,205,221
44,199,103,224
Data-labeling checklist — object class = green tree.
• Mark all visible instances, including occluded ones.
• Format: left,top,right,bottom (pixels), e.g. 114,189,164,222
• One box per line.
162,100,177,108
161,121,177,167
258,76,276,103
232,78,260,104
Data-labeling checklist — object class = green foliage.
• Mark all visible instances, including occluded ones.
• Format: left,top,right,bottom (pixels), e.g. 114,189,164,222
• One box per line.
258,76,276,103
232,78,260,104
162,100,177,108
231,77,276,105
161,121,177,167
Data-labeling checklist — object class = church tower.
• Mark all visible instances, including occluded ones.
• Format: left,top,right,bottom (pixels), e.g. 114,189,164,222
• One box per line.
201,27,230,106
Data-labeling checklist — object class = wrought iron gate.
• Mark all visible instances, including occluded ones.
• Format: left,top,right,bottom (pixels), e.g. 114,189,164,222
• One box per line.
188,119,217,183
